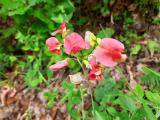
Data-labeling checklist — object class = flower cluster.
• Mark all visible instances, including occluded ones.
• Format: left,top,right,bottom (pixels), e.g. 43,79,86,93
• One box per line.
46,22,126,81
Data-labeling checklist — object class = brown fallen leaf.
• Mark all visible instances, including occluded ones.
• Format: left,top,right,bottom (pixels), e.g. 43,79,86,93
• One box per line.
69,72,85,84
0,105,14,119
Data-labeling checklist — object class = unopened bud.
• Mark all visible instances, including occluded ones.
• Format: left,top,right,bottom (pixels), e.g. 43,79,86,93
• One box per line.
120,54,127,62
85,31,97,47
97,38,101,45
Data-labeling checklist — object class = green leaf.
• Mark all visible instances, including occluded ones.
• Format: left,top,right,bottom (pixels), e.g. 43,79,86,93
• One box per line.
47,100,54,108
47,69,53,81
51,14,64,23
69,109,80,120
95,80,116,102
97,28,114,38
9,56,17,63
143,104,157,120
134,84,144,98
30,79,42,88
131,107,146,120
141,66,160,89
32,10,53,29
100,7,110,16
107,107,117,116
107,107,130,120
116,111,130,120
147,40,158,52
62,81,75,91
68,58,81,72
95,111,111,120
67,100,74,111
27,55,35,62
44,90,58,108
146,91,160,105
131,44,141,55
116,95,136,112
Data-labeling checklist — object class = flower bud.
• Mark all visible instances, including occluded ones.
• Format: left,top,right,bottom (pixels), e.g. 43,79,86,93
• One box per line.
85,31,97,47
120,54,127,62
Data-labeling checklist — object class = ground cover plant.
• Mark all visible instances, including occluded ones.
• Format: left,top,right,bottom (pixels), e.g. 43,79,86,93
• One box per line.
0,0,160,120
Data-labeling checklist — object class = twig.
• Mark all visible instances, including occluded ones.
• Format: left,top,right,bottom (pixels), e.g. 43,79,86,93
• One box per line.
110,13,114,24
126,65,137,89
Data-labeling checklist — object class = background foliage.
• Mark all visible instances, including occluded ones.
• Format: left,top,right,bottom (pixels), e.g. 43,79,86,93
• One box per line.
0,0,160,119
0,0,74,86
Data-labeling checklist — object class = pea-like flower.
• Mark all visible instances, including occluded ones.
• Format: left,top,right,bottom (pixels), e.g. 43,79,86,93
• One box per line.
94,38,126,67
49,59,68,71
46,37,61,55
88,56,103,80
51,22,69,37
64,32,90,54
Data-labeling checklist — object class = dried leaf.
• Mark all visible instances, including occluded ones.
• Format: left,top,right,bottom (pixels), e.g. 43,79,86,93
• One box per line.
69,72,84,84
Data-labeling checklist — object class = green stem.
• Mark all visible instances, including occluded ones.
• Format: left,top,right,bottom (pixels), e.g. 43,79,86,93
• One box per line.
89,87,95,115
75,57,86,75
80,86,85,120
75,57,95,116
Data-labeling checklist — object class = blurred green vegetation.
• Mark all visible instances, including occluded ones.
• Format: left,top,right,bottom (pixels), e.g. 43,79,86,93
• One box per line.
0,0,160,119
0,0,75,86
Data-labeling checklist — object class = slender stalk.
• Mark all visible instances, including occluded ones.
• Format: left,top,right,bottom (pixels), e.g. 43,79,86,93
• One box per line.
75,57,86,75
75,57,95,116
89,87,95,115
80,86,85,120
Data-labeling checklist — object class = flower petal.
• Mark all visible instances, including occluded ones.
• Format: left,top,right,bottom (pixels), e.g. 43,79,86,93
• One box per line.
46,37,61,54
64,36,72,54
89,71,96,80
64,32,89,54
49,59,68,72
94,48,117,67
51,29,61,36
101,38,124,52
88,65,103,80
89,55,97,69
60,22,66,31
110,51,122,61
51,22,67,36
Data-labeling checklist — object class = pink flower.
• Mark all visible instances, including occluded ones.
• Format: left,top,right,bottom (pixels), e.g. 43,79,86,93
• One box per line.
64,32,90,54
94,38,125,67
51,22,69,37
89,67,103,80
46,37,61,55
89,55,97,68
88,56,103,80
49,59,68,72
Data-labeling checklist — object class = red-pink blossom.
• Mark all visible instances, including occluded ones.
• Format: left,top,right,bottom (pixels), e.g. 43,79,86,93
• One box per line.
51,22,69,36
46,37,61,55
49,59,68,72
88,56,103,80
94,38,125,67
64,32,90,54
